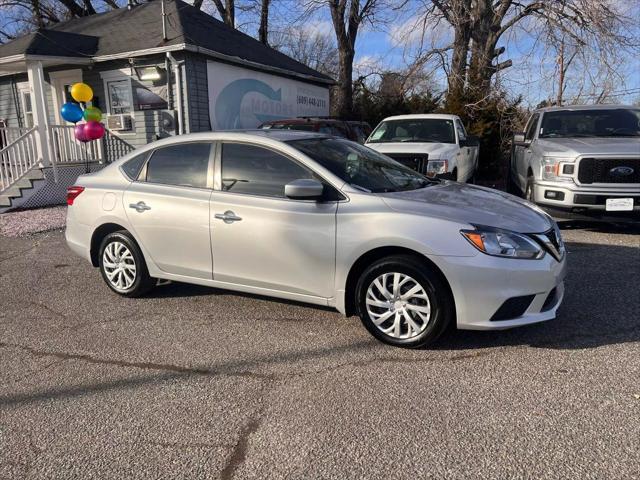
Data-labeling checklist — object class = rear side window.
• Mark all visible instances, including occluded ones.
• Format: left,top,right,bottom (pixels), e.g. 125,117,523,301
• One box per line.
121,152,148,180
221,143,315,198
145,143,211,188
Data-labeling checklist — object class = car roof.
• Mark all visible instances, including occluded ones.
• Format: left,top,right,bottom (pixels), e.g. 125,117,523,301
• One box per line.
131,130,331,148
535,104,637,113
380,114,459,121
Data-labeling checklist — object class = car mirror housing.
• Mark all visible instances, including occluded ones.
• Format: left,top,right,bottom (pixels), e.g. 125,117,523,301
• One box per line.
285,178,325,200
513,132,530,147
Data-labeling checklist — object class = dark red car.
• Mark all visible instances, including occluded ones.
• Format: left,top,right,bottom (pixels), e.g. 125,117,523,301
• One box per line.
259,117,372,144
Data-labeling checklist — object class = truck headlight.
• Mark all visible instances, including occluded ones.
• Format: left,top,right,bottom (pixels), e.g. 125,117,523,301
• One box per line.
461,226,544,259
542,157,575,182
426,159,448,176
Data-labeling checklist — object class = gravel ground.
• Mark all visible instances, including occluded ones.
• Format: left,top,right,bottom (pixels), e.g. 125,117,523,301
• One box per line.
0,221,639,479
0,206,67,237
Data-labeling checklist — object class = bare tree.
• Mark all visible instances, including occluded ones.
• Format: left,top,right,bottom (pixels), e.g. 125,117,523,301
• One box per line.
324,0,382,117
270,24,339,78
414,0,639,106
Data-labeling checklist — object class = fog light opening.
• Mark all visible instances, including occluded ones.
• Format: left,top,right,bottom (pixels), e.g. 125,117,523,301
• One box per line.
544,190,565,201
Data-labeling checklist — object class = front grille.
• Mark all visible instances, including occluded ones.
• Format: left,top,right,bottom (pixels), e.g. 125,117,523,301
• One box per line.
532,228,564,262
490,295,536,321
386,153,429,174
578,158,640,184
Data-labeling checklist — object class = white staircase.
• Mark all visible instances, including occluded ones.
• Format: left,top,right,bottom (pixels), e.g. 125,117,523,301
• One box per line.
0,128,42,211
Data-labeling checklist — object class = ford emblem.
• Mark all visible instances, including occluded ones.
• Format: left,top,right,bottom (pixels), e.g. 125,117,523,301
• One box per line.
609,166,634,177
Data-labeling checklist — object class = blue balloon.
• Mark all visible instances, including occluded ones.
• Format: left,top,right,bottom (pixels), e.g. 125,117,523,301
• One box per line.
61,102,83,123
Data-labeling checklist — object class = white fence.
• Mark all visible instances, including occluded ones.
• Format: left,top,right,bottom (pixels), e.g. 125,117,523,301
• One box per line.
0,128,38,191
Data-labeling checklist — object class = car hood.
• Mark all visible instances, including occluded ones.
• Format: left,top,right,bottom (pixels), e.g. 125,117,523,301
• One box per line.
536,137,640,157
379,181,552,233
365,142,458,159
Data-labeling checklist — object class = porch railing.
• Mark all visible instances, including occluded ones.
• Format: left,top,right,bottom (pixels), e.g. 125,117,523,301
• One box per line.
49,125,103,164
0,127,31,149
0,128,38,192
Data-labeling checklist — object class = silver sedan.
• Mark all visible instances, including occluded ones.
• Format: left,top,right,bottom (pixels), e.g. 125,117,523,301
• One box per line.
66,130,567,348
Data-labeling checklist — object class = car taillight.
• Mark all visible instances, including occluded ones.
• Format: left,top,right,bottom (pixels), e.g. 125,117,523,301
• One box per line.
67,186,85,205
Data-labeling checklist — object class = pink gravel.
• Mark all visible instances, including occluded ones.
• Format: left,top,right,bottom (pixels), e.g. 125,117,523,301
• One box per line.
0,206,67,237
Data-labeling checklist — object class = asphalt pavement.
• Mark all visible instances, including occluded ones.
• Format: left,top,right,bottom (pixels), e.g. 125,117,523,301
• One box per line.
0,220,639,479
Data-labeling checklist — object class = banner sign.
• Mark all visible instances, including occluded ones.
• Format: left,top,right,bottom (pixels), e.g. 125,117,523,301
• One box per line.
207,61,330,130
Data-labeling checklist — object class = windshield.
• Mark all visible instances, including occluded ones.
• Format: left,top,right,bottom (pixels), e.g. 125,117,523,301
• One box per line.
288,138,434,193
368,118,456,144
539,109,640,138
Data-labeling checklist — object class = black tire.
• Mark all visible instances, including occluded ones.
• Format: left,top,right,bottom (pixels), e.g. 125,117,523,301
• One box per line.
355,255,454,348
452,168,458,182
98,230,155,297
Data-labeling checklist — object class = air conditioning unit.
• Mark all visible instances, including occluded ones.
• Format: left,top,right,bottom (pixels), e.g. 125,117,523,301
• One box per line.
106,114,132,131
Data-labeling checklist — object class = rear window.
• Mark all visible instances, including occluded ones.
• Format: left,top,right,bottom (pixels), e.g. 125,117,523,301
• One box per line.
121,152,148,180
145,143,211,188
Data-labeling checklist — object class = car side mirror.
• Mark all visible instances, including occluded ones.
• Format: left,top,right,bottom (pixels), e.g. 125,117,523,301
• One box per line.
513,132,530,147
285,178,324,200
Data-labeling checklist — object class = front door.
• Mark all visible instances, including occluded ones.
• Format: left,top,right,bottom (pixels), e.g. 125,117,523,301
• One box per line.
210,142,337,298
50,69,83,123
123,143,214,279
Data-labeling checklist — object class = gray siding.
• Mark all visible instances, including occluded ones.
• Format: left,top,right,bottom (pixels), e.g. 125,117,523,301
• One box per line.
182,52,210,133
0,73,28,128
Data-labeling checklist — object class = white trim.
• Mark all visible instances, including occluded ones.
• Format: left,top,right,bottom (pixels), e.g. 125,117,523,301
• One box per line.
16,82,34,128
49,69,83,124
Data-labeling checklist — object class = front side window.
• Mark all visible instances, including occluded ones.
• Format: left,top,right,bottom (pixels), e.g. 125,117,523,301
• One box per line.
454,120,467,141
221,143,315,198
145,143,211,188
540,109,640,138
289,138,433,193
368,118,456,144
525,114,540,141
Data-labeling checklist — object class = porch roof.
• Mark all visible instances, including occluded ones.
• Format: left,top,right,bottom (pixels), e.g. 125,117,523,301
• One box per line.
0,0,334,84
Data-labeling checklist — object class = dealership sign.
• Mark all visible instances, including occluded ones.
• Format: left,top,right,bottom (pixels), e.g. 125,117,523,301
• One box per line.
207,61,330,130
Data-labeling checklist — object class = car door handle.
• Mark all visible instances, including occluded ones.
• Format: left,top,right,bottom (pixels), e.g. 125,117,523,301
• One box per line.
129,201,151,213
214,210,242,223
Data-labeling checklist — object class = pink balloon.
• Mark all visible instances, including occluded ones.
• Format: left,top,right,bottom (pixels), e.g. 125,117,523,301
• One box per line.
74,123,90,143
84,121,105,141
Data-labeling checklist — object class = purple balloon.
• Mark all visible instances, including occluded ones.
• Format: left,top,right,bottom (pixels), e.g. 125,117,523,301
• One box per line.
84,120,105,141
74,123,90,143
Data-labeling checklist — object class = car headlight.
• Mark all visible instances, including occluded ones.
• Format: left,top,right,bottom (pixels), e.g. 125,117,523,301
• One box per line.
542,157,575,182
461,226,544,259
426,159,448,176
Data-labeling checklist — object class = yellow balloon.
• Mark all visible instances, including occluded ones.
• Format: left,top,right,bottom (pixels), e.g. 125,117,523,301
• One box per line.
71,83,93,103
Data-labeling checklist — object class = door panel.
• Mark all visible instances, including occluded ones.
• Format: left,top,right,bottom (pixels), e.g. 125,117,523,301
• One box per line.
124,183,213,279
209,192,337,297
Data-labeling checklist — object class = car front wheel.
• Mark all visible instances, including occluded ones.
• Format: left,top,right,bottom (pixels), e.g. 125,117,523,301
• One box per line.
355,255,453,348
99,231,154,297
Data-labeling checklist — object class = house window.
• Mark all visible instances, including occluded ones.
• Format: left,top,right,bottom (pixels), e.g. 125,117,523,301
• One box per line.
106,79,133,115
18,86,34,127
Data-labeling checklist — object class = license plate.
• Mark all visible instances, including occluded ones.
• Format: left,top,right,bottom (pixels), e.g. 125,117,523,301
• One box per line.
605,198,634,211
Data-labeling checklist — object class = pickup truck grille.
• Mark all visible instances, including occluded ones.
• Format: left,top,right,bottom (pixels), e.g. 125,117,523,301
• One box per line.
578,158,640,184
385,154,429,174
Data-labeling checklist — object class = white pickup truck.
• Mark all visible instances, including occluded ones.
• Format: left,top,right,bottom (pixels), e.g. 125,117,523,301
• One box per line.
509,105,640,218
365,114,479,182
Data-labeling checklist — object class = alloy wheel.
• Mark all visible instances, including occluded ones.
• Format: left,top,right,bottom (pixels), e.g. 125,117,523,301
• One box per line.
365,272,431,339
102,241,137,292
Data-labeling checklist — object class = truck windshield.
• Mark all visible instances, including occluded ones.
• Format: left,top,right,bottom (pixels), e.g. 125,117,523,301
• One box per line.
288,138,434,193
368,119,456,144
539,109,640,138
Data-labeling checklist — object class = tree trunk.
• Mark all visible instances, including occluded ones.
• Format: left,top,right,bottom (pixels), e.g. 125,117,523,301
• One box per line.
332,49,354,118
448,24,471,99
258,0,270,45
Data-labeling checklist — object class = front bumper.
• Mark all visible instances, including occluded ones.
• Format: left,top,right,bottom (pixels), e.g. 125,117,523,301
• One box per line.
430,251,567,330
533,181,640,216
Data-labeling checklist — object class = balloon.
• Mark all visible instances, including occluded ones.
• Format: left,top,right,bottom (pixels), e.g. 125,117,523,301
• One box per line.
83,106,102,122
84,121,105,141
71,83,93,103
74,123,90,143
61,102,83,123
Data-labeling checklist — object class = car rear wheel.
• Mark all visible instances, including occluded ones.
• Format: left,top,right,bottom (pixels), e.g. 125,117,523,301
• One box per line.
355,255,453,348
99,231,154,297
